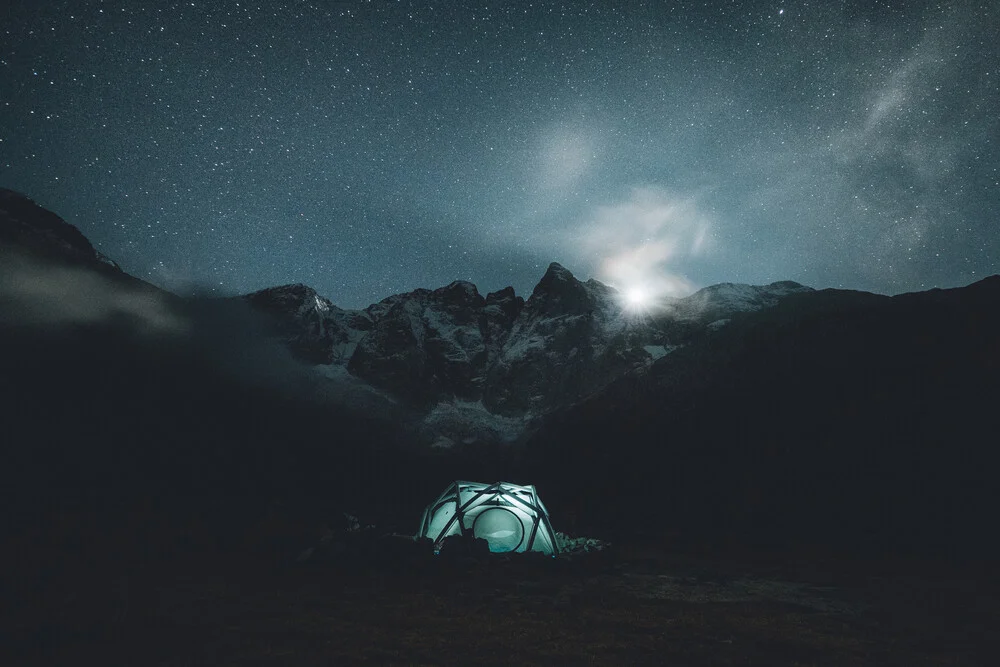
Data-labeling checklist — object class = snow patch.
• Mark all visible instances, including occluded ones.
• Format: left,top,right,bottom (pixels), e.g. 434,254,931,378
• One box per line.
423,399,529,444
313,363,397,407
421,306,484,363
643,344,674,360
499,332,548,363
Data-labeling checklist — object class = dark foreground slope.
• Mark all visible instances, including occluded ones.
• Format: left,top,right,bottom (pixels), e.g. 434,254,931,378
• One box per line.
0,192,442,572
525,279,1000,560
0,188,495,532
0,262,416,545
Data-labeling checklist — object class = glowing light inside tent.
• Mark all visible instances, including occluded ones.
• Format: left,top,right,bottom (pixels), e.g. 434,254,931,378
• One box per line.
417,481,560,556
473,508,524,553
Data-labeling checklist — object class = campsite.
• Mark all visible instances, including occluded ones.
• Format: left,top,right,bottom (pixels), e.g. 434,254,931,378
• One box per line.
6,0,1000,661
3,230,999,664
3,171,999,663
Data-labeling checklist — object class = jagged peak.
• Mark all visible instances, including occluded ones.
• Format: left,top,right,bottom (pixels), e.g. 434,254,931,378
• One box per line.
0,187,102,262
243,283,343,314
542,262,575,281
583,277,615,295
531,262,582,296
690,279,811,298
248,283,318,298
436,279,481,297
485,286,519,304
432,279,485,310
688,282,751,296
762,280,813,293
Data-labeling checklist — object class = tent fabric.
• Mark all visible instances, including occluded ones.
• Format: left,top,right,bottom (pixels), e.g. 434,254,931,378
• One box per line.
417,481,560,555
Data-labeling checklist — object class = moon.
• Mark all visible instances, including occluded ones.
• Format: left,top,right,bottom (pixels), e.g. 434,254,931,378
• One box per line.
623,286,653,312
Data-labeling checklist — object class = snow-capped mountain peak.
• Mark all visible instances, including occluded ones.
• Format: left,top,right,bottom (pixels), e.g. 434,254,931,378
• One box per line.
669,280,813,322
240,267,814,442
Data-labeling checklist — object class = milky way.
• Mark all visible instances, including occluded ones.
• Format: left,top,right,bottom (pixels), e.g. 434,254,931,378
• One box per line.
3,0,997,307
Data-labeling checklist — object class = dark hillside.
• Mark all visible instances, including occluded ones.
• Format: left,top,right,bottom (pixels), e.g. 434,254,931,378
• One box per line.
525,279,1000,560
3,191,999,665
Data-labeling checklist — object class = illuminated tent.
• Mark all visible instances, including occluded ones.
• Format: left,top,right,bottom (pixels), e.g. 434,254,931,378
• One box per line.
417,481,560,555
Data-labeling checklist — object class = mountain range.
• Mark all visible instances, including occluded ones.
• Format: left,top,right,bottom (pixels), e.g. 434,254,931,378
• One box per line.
2,187,998,560
2,186,814,449
239,262,813,447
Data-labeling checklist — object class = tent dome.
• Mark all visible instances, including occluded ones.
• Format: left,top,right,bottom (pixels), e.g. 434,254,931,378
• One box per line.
417,481,559,556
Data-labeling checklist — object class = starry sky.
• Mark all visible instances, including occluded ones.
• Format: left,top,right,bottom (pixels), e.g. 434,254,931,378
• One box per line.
2,0,998,308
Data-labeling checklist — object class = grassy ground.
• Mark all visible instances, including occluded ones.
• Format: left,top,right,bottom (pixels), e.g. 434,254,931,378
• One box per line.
6,543,997,666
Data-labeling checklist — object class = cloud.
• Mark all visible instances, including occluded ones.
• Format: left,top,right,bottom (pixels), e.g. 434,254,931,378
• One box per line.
863,55,928,135
837,6,976,185
0,248,389,408
0,249,188,334
570,186,712,298
535,123,598,191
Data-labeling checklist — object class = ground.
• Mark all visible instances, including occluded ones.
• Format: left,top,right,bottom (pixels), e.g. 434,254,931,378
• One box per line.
6,543,997,666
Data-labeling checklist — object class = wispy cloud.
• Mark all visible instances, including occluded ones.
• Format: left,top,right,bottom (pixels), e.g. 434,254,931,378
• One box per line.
533,122,600,192
570,186,712,298
0,250,187,334
837,6,972,184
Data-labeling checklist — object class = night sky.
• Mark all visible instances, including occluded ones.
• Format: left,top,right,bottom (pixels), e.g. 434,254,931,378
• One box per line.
3,0,998,308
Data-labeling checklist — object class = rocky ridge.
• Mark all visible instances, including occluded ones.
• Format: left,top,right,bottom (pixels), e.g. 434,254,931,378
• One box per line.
0,188,120,271
0,188,814,447
243,262,813,443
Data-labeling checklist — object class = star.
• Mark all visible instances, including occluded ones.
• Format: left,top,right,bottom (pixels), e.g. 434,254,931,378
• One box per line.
0,0,995,305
